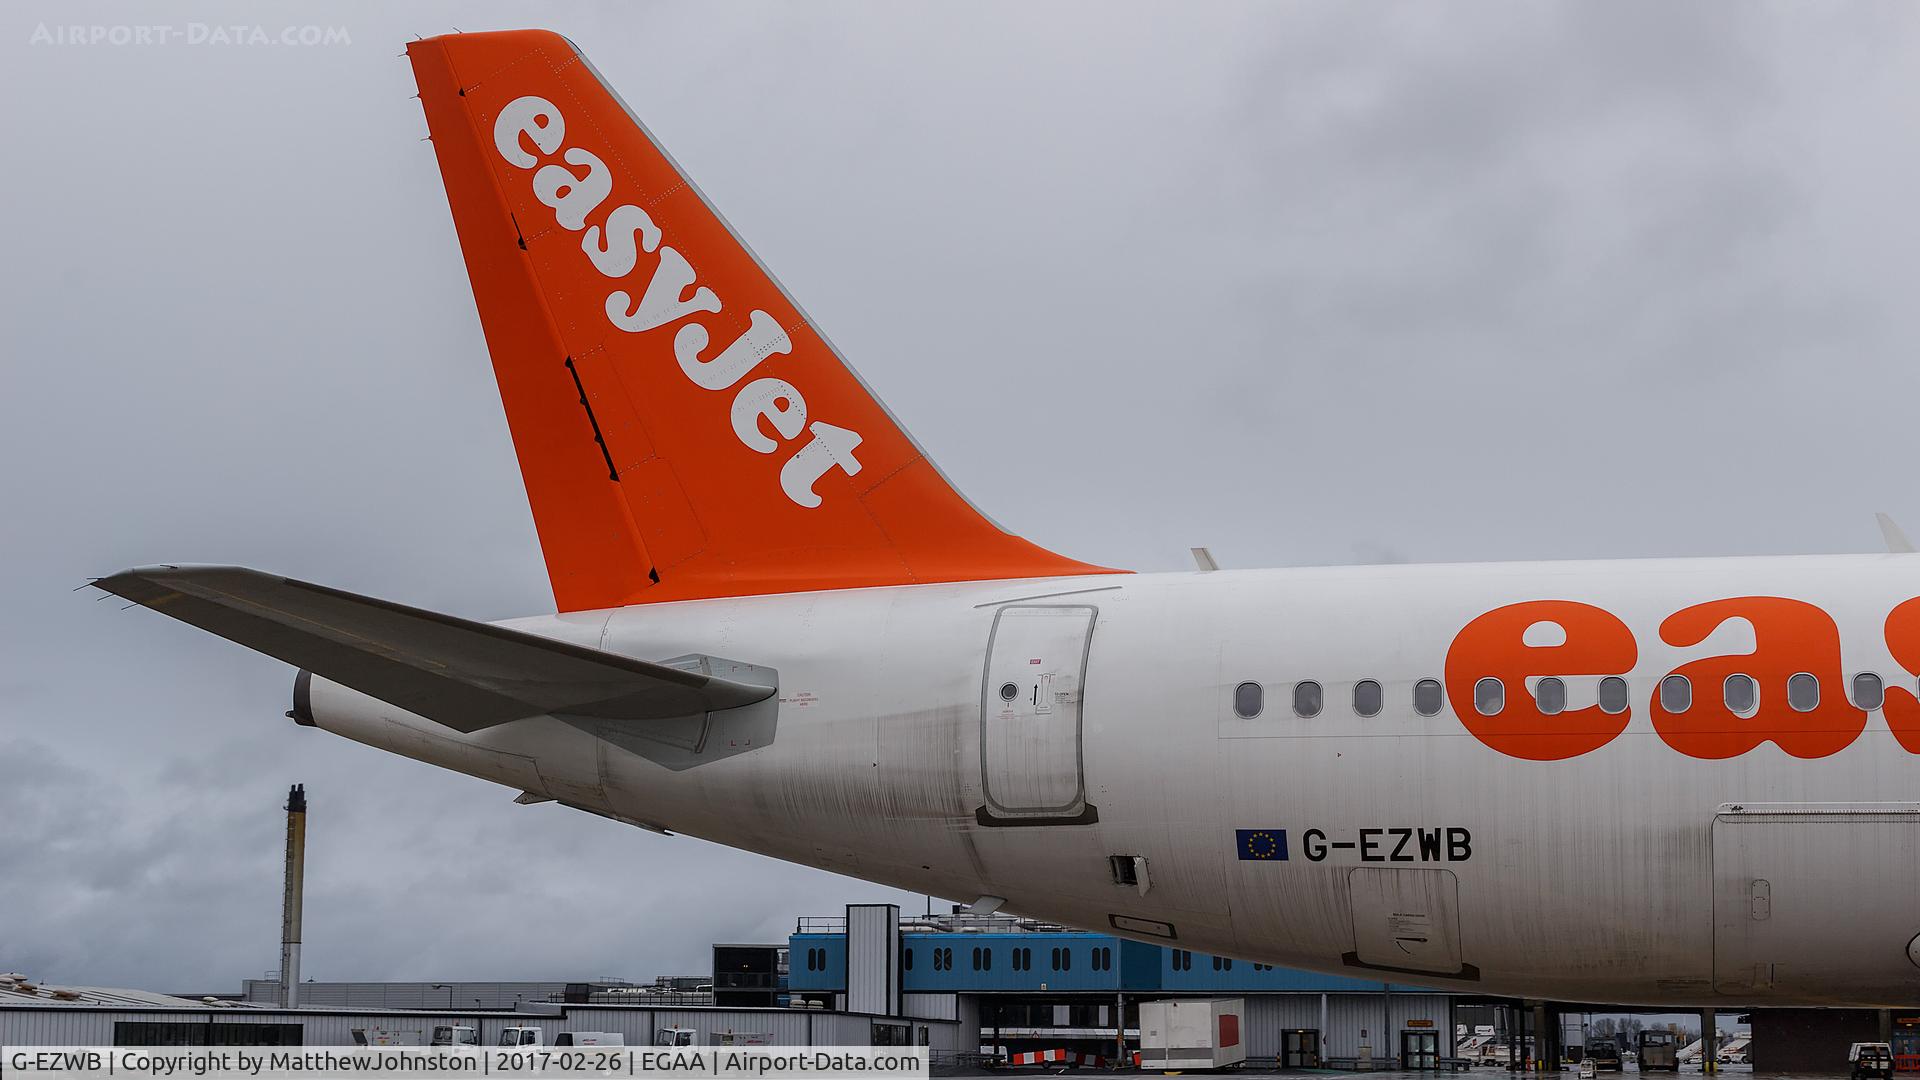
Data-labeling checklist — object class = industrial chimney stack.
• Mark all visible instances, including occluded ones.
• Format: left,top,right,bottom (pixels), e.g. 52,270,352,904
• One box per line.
279,784,306,1008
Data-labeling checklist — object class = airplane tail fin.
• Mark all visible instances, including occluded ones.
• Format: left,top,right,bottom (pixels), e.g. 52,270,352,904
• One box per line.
407,30,1120,611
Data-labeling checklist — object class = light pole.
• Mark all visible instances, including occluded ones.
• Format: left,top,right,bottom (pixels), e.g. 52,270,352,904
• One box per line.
433,984,452,1008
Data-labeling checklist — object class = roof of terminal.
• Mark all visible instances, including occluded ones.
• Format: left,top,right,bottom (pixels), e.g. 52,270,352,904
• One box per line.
0,976,260,1009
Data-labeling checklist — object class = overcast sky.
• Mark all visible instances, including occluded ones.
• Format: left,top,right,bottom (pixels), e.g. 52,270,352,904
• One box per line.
6,1,1920,992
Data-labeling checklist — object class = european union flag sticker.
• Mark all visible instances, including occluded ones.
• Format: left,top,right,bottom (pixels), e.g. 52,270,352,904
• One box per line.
1236,829,1288,861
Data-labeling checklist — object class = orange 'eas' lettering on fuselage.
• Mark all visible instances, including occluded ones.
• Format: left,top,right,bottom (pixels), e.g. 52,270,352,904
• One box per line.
1449,595,1901,761
1444,601,1636,762
1651,597,1865,759
1880,597,1920,753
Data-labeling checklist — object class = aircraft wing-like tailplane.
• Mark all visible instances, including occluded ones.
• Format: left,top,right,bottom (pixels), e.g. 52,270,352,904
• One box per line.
93,565,774,733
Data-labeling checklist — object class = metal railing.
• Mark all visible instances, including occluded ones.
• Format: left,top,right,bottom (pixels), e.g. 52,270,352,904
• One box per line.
797,914,1089,935
562,991,717,1007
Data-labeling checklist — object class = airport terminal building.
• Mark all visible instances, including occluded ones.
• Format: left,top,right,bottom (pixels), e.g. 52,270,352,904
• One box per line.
0,904,1459,1066
787,906,1459,1067
17,901,1877,1070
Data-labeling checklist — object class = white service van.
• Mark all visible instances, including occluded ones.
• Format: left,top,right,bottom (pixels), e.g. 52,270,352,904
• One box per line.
499,1028,626,1048
431,1026,478,1047
553,1032,624,1047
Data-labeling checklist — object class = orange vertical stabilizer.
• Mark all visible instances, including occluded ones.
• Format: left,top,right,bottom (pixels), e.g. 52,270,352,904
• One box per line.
408,30,1123,610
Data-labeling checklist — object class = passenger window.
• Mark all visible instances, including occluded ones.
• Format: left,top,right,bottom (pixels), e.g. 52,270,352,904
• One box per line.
1854,672,1885,710
1474,678,1504,716
1293,681,1323,718
1413,679,1443,716
1724,674,1757,715
1660,674,1691,712
1353,680,1382,717
1788,672,1819,712
1597,676,1629,715
1535,677,1566,716
1233,681,1263,719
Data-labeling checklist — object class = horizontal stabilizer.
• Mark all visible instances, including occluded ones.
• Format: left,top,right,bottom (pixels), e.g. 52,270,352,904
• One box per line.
93,565,774,732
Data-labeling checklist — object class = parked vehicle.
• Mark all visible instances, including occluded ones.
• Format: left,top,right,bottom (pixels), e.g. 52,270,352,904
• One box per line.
1852,1042,1894,1080
553,1033,625,1047
1637,1031,1679,1072
352,1028,422,1047
1587,1038,1624,1072
1138,999,1246,1071
497,1028,624,1048
656,1028,697,1048
499,1027,542,1047
431,1026,478,1047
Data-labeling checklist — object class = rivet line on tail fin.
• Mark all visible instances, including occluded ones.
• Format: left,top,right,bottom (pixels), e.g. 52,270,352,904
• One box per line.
563,357,619,482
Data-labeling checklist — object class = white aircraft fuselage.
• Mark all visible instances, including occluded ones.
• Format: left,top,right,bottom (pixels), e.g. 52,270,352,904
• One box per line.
302,553,1920,1006
101,27,1917,1014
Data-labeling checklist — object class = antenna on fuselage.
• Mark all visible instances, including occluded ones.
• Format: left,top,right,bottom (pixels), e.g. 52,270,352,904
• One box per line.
1191,547,1220,572
1877,512,1915,554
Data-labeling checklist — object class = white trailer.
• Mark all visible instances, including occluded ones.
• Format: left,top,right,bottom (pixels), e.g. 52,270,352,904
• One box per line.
352,1028,422,1047
553,1032,624,1047
1138,998,1246,1071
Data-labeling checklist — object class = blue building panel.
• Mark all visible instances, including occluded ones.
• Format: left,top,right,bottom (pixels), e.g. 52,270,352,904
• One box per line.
787,930,1428,995
898,933,1123,993
1118,940,1161,991
788,934,846,991
1158,947,1404,993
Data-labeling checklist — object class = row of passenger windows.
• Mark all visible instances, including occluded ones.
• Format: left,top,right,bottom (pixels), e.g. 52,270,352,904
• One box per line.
1232,678,1445,719
903,944,1108,973
1170,950,1251,972
883,945,1249,976
1234,672,1894,719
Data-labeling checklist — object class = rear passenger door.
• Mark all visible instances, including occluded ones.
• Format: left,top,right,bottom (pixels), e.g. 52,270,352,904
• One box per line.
977,605,1097,826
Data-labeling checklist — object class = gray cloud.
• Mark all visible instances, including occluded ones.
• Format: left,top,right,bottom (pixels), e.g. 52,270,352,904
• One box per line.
4,0,1919,988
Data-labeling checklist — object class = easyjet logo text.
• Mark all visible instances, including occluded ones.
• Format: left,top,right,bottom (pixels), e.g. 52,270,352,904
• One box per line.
1446,596,1920,761
492,95,863,509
